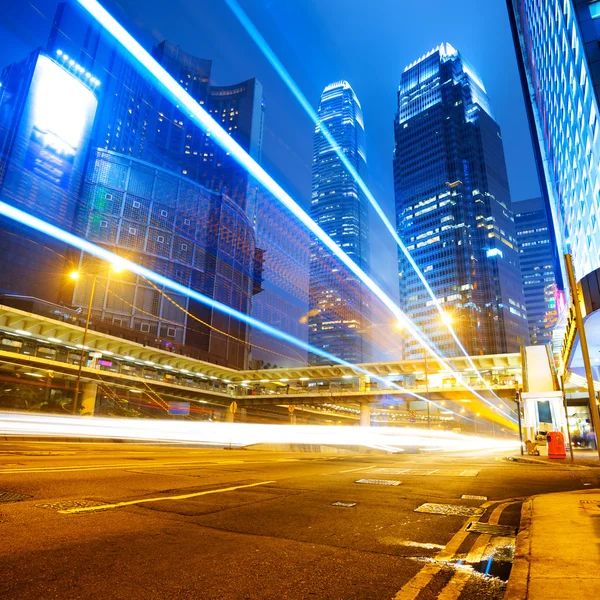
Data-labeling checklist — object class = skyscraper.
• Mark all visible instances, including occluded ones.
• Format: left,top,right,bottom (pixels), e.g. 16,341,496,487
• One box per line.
507,0,599,286
394,44,528,358
308,81,370,365
514,198,559,345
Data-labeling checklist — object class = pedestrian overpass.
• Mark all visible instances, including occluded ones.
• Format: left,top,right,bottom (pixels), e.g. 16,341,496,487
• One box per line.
0,304,569,432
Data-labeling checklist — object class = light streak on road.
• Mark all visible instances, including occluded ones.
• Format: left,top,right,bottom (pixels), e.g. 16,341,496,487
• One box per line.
0,412,519,453
222,0,513,416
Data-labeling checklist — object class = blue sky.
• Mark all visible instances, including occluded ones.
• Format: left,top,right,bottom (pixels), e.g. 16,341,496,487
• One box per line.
0,0,539,300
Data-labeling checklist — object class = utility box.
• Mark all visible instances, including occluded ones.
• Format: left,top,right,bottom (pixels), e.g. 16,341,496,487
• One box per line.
547,431,566,459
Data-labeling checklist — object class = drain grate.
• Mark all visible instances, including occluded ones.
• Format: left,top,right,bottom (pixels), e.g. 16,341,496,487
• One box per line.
355,478,401,486
461,494,488,501
415,503,485,517
0,491,31,503
36,499,107,512
466,522,516,536
332,501,356,507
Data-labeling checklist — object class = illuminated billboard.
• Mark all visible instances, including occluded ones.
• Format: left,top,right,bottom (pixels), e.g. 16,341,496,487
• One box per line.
23,54,97,190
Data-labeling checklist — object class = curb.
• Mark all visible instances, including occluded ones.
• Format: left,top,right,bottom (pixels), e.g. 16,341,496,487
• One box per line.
504,497,533,600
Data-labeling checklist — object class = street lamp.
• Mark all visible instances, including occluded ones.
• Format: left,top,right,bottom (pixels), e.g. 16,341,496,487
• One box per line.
70,261,124,414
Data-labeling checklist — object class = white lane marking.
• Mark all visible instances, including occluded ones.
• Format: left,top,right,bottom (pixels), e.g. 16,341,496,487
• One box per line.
338,466,376,474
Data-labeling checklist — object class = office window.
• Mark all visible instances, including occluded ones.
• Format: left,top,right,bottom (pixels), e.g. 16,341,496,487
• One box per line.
591,1,600,19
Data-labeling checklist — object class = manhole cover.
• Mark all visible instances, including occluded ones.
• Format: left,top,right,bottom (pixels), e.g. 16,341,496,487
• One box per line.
0,491,31,503
355,479,401,486
462,494,488,501
414,503,485,517
332,501,356,507
36,499,107,512
466,522,516,536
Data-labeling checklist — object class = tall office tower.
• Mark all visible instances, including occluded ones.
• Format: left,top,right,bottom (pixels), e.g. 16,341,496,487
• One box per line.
507,1,600,290
0,49,98,303
514,198,559,345
394,44,528,358
308,81,370,365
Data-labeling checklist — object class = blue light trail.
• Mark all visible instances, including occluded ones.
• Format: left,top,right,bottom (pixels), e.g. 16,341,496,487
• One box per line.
0,200,477,424
222,0,514,415
64,1,514,422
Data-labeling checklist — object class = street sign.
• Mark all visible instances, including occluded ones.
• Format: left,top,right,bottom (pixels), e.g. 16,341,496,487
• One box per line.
288,405,295,414
168,401,190,416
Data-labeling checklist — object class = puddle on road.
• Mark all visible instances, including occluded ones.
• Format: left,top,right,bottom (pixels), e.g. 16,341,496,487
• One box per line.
411,540,515,583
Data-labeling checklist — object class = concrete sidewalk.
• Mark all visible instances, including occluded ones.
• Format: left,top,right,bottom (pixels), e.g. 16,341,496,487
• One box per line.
505,488,600,599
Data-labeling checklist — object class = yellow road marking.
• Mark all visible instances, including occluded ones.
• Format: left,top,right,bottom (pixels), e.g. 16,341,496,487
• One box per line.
436,569,472,600
393,564,440,600
58,480,276,514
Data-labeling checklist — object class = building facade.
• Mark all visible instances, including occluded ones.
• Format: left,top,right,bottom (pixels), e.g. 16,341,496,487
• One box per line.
73,148,258,368
514,198,559,345
394,44,529,358
308,81,371,365
250,188,309,368
508,0,600,287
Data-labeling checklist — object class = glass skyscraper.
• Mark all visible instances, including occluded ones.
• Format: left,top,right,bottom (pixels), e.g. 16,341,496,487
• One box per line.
514,198,559,345
394,44,529,358
507,0,600,286
308,81,370,365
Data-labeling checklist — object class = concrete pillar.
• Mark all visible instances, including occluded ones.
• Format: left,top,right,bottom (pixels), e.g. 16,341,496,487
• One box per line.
225,411,234,423
290,414,297,425
360,402,371,427
80,382,98,416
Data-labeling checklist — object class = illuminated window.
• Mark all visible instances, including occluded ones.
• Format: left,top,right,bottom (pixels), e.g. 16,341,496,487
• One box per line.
591,2,600,19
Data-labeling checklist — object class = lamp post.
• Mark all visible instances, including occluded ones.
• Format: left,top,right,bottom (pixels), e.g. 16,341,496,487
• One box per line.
70,261,123,414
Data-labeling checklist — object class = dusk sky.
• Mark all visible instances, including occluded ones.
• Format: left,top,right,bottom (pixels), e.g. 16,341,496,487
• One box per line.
0,0,540,299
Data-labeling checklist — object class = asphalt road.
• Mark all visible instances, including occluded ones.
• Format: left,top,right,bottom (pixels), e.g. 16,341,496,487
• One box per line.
0,441,597,599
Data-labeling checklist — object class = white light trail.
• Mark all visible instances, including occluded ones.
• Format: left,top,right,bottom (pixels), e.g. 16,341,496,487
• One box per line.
222,0,514,415
0,412,519,453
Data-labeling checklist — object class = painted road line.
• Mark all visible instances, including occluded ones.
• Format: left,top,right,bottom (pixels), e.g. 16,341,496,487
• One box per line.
436,569,472,600
58,480,276,514
0,459,248,474
392,564,441,600
337,466,375,474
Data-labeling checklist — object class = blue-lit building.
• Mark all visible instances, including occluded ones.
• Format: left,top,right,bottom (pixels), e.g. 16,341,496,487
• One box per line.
508,0,600,287
250,188,309,368
514,198,558,345
308,81,371,365
394,44,529,358
74,148,258,367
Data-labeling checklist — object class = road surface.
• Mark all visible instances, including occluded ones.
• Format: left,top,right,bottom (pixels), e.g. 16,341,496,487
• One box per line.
0,441,596,599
